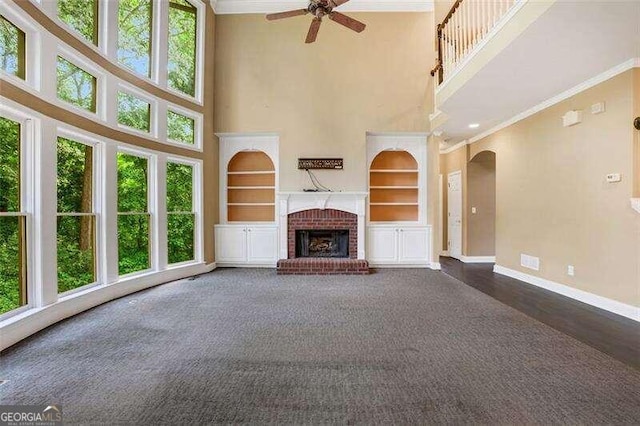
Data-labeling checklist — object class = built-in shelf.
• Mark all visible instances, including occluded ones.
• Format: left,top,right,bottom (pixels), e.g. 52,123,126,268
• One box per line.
227,151,276,222
369,150,419,222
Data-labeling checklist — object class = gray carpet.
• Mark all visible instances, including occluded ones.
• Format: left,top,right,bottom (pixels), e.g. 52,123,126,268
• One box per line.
1,269,639,424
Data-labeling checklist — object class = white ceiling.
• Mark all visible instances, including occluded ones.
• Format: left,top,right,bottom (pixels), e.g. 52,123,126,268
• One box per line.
211,0,434,14
437,0,640,146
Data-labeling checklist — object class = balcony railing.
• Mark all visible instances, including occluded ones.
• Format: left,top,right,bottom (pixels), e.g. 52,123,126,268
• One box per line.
431,0,519,84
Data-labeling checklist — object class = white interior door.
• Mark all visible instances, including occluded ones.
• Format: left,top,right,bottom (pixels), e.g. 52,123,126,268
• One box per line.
448,171,463,259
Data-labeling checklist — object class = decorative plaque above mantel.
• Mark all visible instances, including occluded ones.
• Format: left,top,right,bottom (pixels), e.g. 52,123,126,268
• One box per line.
298,158,344,170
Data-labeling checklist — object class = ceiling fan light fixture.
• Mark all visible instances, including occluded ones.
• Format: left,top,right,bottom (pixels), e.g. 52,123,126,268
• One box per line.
266,0,366,43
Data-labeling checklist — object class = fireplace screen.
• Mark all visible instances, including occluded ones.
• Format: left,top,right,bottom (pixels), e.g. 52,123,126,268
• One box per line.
296,230,349,258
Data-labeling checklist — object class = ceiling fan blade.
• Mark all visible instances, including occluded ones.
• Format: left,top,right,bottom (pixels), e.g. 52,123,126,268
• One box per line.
306,18,322,44
328,11,366,33
266,9,308,21
329,0,351,7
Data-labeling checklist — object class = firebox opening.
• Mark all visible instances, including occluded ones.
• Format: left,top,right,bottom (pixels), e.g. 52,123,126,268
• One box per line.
295,230,349,258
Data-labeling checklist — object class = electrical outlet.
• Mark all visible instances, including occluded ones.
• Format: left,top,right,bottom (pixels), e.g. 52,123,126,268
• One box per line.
568,265,575,276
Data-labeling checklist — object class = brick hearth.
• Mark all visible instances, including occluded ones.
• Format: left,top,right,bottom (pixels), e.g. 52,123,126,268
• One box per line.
278,208,370,275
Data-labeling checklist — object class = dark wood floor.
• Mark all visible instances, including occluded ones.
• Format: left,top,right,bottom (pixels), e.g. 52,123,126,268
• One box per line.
440,257,640,369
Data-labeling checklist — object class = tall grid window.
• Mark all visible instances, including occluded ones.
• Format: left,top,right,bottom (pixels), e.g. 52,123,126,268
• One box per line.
57,0,99,45
0,15,26,79
57,137,97,293
168,0,197,97
117,152,151,275
0,116,27,315
118,0,153,78
167,162,195,264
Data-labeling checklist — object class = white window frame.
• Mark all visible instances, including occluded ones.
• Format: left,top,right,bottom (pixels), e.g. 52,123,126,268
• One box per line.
0,2,41,91
55,127,103,298
165,156,203,267
115,82,158,138
51,0,103,54
55,46,107,121
164,0,205,104
115,0,157,84
0,104,37,322
165,103,203,151
116,146,157,278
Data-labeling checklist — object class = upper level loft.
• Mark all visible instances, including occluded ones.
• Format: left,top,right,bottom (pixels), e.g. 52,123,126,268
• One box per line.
430,0,640,147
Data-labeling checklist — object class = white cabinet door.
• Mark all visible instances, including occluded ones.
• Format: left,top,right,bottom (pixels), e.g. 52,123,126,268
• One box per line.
215,226,247,263
398,227,429,264
367,227,398,263
247,227,278,264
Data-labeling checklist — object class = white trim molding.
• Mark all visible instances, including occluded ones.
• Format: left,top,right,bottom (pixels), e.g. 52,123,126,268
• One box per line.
494,265,640,322
468,58,640,144
440,140,468,154
460,255,495,264
631,198,640,214
212,0,434,14
430,262,442,270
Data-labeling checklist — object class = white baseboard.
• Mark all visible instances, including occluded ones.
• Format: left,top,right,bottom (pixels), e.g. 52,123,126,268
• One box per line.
460,255,496,263
430,262,442,270
493,265,640,322
440,251,449,256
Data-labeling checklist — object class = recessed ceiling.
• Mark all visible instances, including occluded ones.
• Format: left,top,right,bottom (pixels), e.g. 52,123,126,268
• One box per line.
211,0,434,14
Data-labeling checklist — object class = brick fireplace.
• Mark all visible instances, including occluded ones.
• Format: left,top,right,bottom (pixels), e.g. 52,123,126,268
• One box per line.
277,192,369,275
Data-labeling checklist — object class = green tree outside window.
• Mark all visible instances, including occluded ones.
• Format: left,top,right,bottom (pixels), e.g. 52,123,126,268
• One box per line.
167,110,195,145
168,0,197,96
57,56,97,112
0,116,26,315
57,0,98,45
167,162,195,264
118,152,151,275
117,92,151,132
57,138,96,293
0,15,26,79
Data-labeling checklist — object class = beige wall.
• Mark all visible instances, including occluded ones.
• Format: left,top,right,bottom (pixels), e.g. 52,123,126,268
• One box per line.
634,68,640,197
467,151,496,256
214,13,435,191
471,70,639,306
439,146,468,252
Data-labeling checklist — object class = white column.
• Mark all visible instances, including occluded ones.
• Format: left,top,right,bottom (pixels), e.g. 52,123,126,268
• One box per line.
35,120,58,306
156,155,168,269
102,144,119,284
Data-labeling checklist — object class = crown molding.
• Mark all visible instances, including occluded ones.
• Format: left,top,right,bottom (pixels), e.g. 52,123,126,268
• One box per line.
468,58,640,144
440,140,468,155
211,0,434,14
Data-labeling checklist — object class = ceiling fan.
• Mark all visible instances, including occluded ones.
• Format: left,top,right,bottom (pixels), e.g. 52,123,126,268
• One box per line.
266,0,366,44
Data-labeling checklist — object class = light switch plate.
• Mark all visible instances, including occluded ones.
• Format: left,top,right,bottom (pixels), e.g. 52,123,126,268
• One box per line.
568,265,575,276
471,207,477,214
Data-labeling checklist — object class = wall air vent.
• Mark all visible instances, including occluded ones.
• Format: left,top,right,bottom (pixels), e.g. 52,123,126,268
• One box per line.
521,254,540,271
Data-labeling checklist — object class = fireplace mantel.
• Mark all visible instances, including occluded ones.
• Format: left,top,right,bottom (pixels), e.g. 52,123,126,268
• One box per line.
278,192,368,260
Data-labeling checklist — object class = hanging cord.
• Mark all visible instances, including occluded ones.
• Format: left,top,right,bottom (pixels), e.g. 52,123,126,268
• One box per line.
306,169,332,192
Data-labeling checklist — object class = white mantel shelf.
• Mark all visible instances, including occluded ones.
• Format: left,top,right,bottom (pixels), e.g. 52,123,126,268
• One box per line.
277,192,368,260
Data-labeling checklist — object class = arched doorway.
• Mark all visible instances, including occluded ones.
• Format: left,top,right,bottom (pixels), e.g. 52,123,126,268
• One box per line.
467,150,496,260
